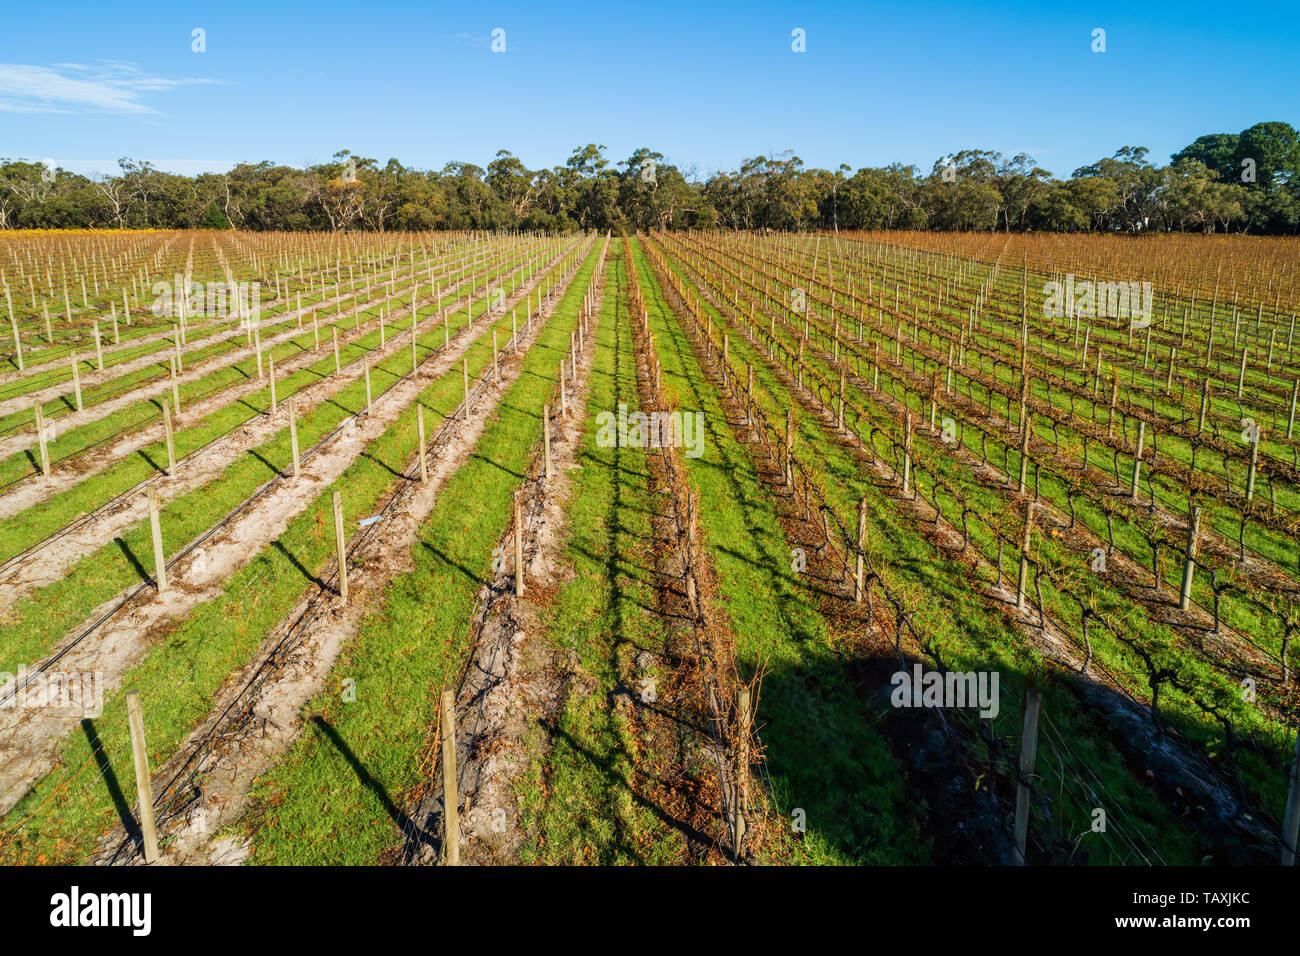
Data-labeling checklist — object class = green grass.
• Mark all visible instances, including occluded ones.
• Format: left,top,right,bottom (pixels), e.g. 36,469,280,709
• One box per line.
0,243,594,865
234,244,602,865
631,238,931,865
648,235,1207,865
0,240,566,559
0,241,555,493
514,246,693,865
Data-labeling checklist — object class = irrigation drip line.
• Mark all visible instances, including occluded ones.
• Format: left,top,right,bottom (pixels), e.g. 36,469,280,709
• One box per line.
1037,710,1166,865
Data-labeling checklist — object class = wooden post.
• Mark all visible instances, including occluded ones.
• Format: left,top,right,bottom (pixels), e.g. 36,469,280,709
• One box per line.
34,404,50,476
1107,375,1119,438
333,490,348,603
147,486,166,593
364,357,372,414
289,399,301,478
71,355,83,411
93,320,104,370
441,689,459,865
169,357,181,416
1130,420,1146,499
902,413,914,497
785,408,795,487
1179,505,1201,611
543,404,552,480
837,369,846,430
1017,503,1038,610
332,327,340,373
268,354,278,414
1018,421,1031,494
417,405,428,482
125,691,160,864
854,496,868,602
462,358,470,420
687,492,698,551
162,403,176,474
1245,425,1261,503
7,288,24,373
1283,726,1300,866
1288,379,1298,440
733,686,751,860
514,498,525,597
254,327,264,379
1013,684,1042,864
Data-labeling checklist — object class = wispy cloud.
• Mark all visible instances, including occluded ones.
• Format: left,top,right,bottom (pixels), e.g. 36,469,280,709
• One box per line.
42,158,240,178
0,61,225,115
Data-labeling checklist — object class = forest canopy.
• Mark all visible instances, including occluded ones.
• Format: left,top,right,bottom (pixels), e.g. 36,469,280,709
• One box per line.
3,121,1297,234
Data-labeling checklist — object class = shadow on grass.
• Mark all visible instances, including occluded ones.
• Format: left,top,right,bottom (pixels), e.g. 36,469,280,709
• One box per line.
420,540,483,587
113,535,151,585
82,718,143,852
541,716,715,861
310,715,418,833
272,539,326,589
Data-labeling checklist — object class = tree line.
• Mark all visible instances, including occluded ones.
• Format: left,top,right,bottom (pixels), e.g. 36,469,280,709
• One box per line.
2,121,1296,234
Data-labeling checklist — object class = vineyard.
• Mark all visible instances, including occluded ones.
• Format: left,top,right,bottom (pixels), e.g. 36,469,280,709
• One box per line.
1,228,1298,866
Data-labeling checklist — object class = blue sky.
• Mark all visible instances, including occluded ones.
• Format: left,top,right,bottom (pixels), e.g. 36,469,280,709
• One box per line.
2,0,1297,181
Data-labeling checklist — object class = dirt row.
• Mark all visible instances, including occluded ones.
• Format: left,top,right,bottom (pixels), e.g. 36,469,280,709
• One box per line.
399,242,611,866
